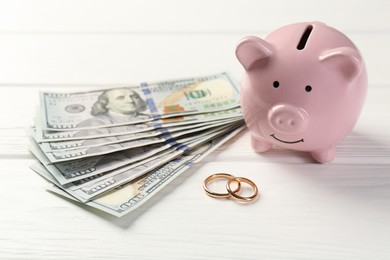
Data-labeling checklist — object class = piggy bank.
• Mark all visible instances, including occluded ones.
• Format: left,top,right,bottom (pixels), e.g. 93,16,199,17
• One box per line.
235,22,367,163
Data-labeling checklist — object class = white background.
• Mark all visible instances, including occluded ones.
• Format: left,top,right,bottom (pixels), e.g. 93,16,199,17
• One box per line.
0,1,389,259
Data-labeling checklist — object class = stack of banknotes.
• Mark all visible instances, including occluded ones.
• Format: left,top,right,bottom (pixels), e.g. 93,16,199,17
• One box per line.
28,72,245,217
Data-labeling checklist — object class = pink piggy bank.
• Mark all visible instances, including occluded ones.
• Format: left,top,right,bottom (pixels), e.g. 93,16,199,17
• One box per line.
235,22,367,163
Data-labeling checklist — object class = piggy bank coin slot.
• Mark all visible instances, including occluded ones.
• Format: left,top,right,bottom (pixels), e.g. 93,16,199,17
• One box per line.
297,25,313,50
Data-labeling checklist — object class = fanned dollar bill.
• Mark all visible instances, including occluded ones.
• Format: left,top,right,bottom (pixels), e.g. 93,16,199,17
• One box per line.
35,107,242,142
31,123,242,202
55,123,241,202
28,125,229,184
31,142,176,184
36,117,240,153
29,72,246,218
33,126,245,217
39,72,240,131
39,121,240,163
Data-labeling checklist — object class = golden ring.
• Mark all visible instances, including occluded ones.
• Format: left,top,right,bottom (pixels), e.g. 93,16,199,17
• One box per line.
203,173,241,198
226,177,258,202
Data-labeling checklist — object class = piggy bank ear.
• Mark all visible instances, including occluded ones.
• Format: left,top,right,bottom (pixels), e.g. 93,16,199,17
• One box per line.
319,47,363,82
235,36,273,70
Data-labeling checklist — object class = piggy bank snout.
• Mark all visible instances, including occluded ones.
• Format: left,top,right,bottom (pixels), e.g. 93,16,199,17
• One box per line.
268,104,309,135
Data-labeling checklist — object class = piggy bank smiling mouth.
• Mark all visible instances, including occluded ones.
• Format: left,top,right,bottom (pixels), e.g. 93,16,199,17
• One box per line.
270,134,304,144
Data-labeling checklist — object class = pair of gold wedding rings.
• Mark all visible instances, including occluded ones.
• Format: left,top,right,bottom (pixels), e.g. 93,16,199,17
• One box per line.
203,173,259,202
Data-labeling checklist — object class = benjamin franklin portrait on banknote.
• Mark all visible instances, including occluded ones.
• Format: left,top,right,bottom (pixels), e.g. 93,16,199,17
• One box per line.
77,87,151,128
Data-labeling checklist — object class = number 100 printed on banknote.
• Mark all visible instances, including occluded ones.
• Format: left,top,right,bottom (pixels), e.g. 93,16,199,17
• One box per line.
40,72,240,131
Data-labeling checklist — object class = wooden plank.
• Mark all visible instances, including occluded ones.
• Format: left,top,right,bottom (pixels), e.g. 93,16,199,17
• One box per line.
0,0,389,33
0,33,388,85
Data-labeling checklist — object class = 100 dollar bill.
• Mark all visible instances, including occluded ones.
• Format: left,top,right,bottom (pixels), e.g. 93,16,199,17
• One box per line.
40,72,240,131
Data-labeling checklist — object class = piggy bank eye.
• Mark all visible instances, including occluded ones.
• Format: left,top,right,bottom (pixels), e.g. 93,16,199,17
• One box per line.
273,81,280,88
305,85,312,92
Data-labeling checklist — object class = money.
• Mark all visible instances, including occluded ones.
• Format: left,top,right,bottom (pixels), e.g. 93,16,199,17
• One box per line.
35,117,241,152
32,126,245,217
39,72,240,131
56,124,242,202
35,120,241,163
31,123,242,203
30,142,179,184
28,72,246,217
28,122,242,184
34,107,243,142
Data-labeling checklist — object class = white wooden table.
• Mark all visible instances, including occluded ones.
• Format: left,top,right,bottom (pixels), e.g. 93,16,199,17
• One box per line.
1,1,390,259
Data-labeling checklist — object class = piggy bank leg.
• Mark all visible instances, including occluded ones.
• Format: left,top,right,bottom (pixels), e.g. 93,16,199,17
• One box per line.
251,135,272,153
310,147,336,163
